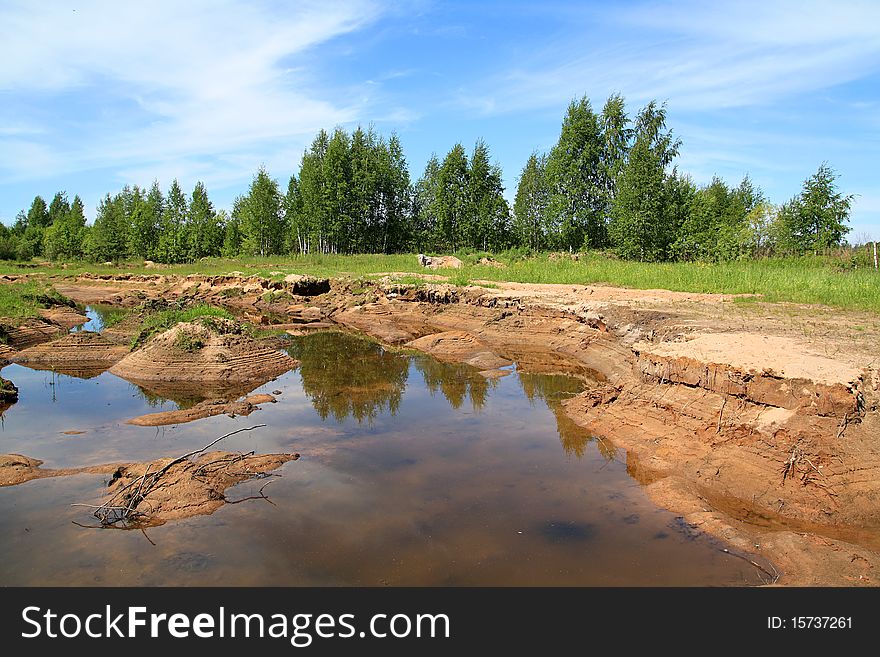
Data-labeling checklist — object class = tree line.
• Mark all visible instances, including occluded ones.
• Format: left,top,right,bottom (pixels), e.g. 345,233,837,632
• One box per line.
1,94,856,263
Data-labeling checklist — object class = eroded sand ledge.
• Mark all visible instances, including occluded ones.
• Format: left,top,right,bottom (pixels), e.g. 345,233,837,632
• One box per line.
33,272,880,584
1,450,298,525
109,317,297,395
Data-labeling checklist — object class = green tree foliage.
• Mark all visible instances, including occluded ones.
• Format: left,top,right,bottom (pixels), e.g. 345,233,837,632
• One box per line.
9,195,52,259
436,143,470,251
742,201,780,257
156,180,188,263
26,195,50,230
43,194,87,260
47,192,71,227
4,108,856,268
672,177,743,261
283,174,304,254
545,96,605,250
292,127,412,254
778,163,852,253
238,167,285,256
186,181,222,260
221,208,242,257
296,129,330,254
322,129,353,253
379,133,413,253
413,154,442,251
513,152,550,251
0,223,16,260
86,193,128,262
466,140,510,251
128,181,162,260
599,94,632,211
608,102,681,261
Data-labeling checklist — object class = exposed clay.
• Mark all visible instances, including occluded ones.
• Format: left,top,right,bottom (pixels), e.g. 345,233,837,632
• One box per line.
635,333,863,417
11,331,129,377
321,284,880,584
282,274,331,295
109,317,297,396
126,393,277,426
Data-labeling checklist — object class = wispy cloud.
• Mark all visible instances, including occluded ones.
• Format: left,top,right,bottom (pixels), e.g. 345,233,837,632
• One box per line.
0,0,384,188
457,0,880,113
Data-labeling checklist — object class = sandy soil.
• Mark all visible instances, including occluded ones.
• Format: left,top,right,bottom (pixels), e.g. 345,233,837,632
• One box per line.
109,317,297,394
38,306,89,329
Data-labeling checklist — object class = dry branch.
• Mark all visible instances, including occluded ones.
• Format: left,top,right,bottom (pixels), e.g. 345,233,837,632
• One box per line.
76,424,267,527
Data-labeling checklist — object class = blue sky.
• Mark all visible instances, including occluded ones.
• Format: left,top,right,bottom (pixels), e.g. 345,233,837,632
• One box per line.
2,0,879,240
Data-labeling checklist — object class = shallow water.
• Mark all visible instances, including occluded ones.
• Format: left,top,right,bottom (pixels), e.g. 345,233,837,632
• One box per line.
0,331,763,585
70,303,114,333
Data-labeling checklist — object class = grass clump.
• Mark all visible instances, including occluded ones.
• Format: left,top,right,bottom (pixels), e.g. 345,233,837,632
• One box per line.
0,281,73,321
99,307,129,328
261,290,288,304
447,270,472,287
130,304,233,349
173,332,205,353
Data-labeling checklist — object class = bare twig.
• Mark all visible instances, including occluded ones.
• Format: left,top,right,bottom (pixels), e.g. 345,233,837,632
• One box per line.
226,478,278,507
151,424,266,480
140,527,156,546
82,424,266,527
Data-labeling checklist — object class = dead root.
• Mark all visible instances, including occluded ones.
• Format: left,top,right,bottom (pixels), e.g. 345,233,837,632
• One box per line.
781,443,827,488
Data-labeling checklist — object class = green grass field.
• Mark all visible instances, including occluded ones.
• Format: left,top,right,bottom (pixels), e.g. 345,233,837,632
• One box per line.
0,280,73,321
1,252,878,314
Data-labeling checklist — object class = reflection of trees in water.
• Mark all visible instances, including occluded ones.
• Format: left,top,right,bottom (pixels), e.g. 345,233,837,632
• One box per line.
412,356,495,411
287,332,409,423
517,371,584,405
130,384,204,409
518,371,614,460
284,331,617,459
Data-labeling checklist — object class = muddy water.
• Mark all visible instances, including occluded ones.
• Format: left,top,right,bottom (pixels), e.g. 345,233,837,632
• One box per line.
0,331,763,585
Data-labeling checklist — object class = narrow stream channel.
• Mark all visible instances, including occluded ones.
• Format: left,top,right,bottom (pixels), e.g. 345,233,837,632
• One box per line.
0,324,763,585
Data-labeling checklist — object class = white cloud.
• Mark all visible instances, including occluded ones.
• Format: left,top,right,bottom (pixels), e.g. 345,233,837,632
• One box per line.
0,0,385,184
459,0,880,114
